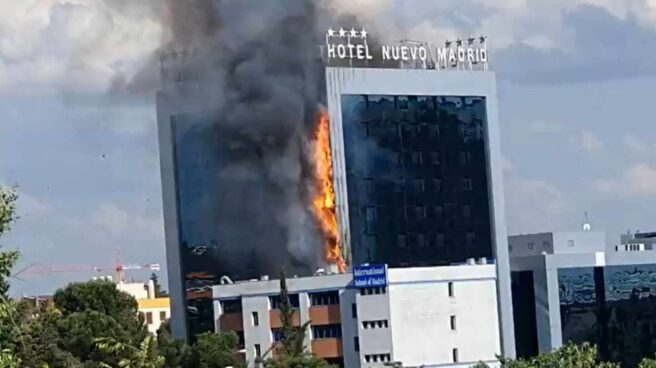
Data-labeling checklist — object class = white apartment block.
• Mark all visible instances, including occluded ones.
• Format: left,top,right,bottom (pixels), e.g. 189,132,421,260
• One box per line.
212,264,501,368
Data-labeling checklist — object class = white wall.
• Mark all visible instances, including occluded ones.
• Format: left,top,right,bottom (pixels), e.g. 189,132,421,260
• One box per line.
388,266,501,367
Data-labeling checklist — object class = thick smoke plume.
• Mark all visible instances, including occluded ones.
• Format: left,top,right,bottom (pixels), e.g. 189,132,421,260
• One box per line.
160,0,363,280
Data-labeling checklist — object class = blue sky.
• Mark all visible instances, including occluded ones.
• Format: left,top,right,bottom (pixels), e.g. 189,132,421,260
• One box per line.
2,0,656,295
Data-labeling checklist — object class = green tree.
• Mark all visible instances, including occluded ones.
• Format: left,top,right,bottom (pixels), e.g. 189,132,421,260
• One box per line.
185,332,244,368
48,281,149,366
640,357,656,368
96,335,164,368
155,321,189,368
260,270,333,368
0,185,18,298
473,342,619,368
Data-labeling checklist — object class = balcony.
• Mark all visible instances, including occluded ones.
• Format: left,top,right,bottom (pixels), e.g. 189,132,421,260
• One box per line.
219,312,243,331
269,309,301,329
309,305,341,325
311,338,343,358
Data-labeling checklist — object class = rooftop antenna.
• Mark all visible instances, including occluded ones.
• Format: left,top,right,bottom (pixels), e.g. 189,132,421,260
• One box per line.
582,211,592,232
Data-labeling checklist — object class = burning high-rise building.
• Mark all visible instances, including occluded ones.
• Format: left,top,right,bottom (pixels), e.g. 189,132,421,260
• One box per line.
156,2,514,358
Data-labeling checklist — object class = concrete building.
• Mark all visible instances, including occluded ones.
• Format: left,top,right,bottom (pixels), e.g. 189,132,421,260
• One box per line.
157,50,514,356
213,264,501,368
116,279,171,335
509,230,656,367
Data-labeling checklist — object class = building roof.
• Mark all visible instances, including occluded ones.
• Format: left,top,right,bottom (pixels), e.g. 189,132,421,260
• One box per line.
137,297,170,309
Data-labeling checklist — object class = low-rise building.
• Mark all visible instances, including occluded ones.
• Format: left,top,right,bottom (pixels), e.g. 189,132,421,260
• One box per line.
509,230,656,367
212,263,501,368
116,279,170,334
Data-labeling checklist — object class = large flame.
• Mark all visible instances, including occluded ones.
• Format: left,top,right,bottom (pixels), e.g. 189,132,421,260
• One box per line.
311,110,346,273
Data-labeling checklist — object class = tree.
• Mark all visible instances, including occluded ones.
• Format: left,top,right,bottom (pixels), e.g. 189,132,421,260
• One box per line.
260,270,334,368
185,332,245,368
96,335,164,368
0,186,18,298
640,357,656,368
156,320,189,368
473,342,619,368
49,280,149,366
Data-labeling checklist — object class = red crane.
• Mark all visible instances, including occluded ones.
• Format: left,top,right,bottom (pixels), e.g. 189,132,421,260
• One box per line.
18,251,160,283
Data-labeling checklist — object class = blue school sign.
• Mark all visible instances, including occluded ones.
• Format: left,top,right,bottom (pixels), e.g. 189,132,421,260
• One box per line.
353,264,388,288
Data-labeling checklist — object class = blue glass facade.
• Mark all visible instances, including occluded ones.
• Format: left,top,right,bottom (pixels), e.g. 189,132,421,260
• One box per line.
170,112,316,336
341,95,493,267
558,264,656,367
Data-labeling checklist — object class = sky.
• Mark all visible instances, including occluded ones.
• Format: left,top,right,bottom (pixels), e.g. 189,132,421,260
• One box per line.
2,0,656,295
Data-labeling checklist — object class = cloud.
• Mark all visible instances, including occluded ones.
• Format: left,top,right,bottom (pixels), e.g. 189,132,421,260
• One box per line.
596,163,656,197
528,120,563,134
623,134,655,155
495,4,656,84
504,175,574,234
93,202,163,242
579,130,604,154
0,1,163,95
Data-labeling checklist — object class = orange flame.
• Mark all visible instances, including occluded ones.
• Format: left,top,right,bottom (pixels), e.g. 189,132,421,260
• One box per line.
311,110,346,272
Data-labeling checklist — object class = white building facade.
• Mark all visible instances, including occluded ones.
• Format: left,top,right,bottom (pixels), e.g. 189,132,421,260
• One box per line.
213,264,501,368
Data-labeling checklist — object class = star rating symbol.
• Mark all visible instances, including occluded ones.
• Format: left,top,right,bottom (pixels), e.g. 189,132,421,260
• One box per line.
467,36,475,45
456,38,463,47
350,28,358,38
479,35,487,44
327,28,335,37
360,28,367,39
339,28,346,37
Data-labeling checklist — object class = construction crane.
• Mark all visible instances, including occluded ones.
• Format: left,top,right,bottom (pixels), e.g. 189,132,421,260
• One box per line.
18,251,160,283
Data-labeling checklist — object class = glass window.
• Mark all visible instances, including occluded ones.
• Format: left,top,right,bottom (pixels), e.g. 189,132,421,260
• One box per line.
269,294,300,309
310,291,339,306
159,311,167,321
450,315,457,330
448,282,454,297
311,324,342,339
252,312,259,326
145,312,153,324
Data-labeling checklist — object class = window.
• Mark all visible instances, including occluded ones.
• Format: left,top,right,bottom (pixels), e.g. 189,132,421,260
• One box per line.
417,233,426,247
452,348,459,363
459,151,471,165
351,303,357,318
365,207,377,233
432,178,442,192
413,178,424,192
397,234,406,248
354,337,360,352
311,324,342,339
159,311,167,321
462,178,473,191
363,178,374,197
435,233,445,247
434,205,443,218
359,287,386,296
431,151,440,164
221,299,242,313
272,329,284,342
448,282,454,297
310,291,339,306
415,206,426,220
146,312,153,324
450,315,457,330
462,205,471,219
362,320,389,329
411,151,423,165
568,239,575,247
466,232,476,246
542,241,550,250
430,125,440,137
252,311,259,326
269,294,300,309
255,344,261,358
527,242,534,250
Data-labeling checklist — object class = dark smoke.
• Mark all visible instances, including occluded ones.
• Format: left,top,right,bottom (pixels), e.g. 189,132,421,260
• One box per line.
162,0,348,280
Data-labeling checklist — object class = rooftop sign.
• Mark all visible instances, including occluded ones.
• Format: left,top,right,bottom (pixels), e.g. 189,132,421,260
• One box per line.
323,28,489,71
353,264,388,288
